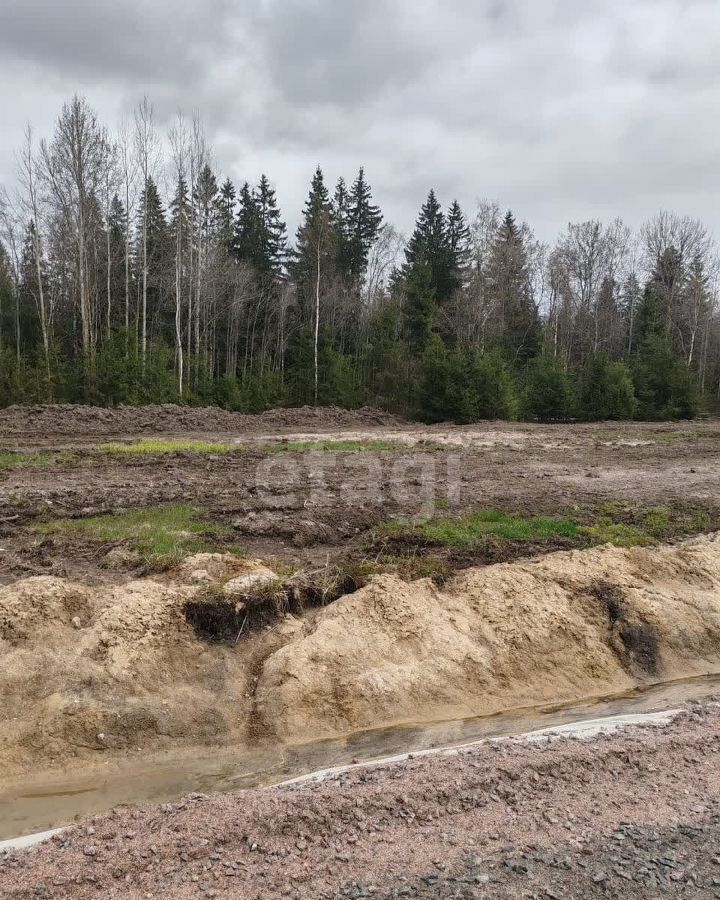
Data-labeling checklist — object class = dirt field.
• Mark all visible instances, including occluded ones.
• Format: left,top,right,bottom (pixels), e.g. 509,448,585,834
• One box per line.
3,405,720,584
3,405,720,894
2,704,719,899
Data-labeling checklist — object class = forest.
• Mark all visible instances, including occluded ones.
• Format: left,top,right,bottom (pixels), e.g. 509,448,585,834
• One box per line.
0,94,715,422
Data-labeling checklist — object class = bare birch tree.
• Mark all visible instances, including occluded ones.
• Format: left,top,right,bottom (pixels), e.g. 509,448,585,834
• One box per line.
17,126,51,375
169,114,189,395
117,119,138,345
134,97,158,369
40,95,108,361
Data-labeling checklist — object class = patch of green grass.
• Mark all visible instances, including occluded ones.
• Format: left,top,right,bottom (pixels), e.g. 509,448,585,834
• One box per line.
385,508,580,548
373,498,720,566
97,438,439,457
651,430,702,443
597,429,702,445
98,439,237,455
36,503,236,567
640,505,672,532
263,439,402,453
434,497,450,510
0,451,56,471
580,522,654,547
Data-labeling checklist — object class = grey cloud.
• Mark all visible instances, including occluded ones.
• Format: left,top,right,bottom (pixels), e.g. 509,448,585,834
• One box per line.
0,0,235,83
1,0,719,242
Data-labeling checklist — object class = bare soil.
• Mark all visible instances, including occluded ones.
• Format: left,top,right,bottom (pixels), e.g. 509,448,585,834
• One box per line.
3,406,720,583
2,704,719,899
3,406,720,896
0,403,404,440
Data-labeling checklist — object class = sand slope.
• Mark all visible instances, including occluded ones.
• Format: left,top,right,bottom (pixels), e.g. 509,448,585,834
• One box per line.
256,535,720,742
2,537,720,775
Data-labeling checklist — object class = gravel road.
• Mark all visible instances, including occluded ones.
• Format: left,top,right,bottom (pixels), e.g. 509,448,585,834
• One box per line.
2,704,719,899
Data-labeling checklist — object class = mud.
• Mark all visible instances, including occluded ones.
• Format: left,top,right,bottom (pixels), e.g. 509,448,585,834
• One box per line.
0,403,404,439
3,413,720,584
2,676,719,843
1,704,719,899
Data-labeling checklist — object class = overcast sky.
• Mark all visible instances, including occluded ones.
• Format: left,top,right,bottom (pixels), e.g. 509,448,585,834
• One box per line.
1,0,719,243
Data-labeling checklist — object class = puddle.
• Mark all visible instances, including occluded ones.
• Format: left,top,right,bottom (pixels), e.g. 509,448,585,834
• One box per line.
1,673,719,841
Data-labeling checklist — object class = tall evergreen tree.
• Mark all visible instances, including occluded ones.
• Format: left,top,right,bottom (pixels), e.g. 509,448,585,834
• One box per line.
135,177,168,339
684,253,710,367
235,182,261,267
333,176,352,277
291,167,336,318
217,178,236,253
487,211,540,364
402,190,455,304
107,194,127,327
621,272,642,354
404,258,436,351
254,174,286,278
647,245,685,334
347,167,383,280
18,224,46,352
447,200,471,287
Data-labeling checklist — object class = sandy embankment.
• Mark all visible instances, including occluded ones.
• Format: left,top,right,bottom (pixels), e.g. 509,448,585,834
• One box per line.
2,534,720,777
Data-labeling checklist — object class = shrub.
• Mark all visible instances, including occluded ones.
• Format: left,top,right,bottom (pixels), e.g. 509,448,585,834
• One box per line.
522,354,573,421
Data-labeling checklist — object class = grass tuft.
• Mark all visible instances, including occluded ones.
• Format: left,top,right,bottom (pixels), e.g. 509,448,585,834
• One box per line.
36,503,237,567
0,451,55,471
98,439,236,455
580,522,654,547
382,508,580,548
262,439,402,453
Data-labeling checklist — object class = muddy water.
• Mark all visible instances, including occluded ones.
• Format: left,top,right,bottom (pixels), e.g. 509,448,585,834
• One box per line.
2,674,719,841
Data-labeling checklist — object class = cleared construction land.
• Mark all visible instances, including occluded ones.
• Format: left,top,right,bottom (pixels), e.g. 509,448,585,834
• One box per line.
2,404,720,897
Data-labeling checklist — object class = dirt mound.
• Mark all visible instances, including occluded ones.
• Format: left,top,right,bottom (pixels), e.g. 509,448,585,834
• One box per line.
255,534,720,743
3,537,720,777
0,403,404,437
0,555,301,775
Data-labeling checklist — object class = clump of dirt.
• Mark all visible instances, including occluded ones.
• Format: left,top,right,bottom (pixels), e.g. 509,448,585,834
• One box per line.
590,580,660,675
0,577,93,643
184,589,291,644
0,403,405,437
0,553,303,776
371,531,581,575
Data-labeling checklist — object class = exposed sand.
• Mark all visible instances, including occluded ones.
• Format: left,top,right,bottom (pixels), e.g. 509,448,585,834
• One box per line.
3,536,720,780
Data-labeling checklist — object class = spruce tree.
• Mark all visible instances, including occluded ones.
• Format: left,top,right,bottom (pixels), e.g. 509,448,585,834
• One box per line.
402,189,455,304
107,194,127,326
291,167,336,317
169,177,191,246
254,174,286,278
333,176,352,276
620,272,642,353
647,245,685,332
235,182,262,267
194,164,220,247
447,199,471,287
348,167,382,280
488,211,541,364
18,225,45,351
135,176,168,337
404,258,436,351
217,178,236,253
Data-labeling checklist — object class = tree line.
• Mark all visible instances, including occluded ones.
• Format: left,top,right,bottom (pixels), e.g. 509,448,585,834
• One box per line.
0,94,716,422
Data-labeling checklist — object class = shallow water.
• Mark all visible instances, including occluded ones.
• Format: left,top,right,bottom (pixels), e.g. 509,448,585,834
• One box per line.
2,673,719,841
